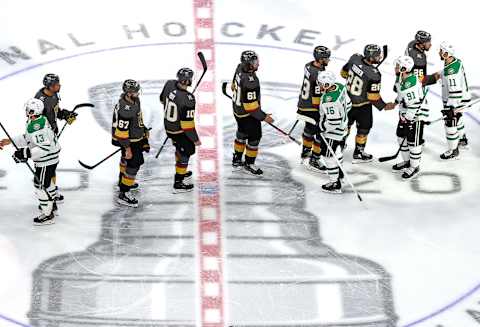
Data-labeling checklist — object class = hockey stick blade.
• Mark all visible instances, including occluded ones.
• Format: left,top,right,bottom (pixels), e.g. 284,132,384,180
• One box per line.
78,148,122,170
222,82,231,99
192,52,208,93
73,102,94,111
78,160,95,170
376,45,388,67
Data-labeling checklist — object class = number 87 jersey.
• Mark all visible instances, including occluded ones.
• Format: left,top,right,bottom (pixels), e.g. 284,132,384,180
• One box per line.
341,54,382,108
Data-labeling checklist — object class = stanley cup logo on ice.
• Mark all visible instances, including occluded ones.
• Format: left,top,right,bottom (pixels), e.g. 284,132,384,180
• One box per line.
28,80,397,326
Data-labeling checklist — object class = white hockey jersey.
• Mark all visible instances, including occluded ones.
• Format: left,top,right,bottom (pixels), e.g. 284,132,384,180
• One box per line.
13,115,61,167
318,83,352,141
441,58,471,108
395,74,428,121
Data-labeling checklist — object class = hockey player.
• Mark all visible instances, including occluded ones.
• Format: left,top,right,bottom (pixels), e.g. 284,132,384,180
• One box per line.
296,45,331,171
35,74,78,135
435,41,471,159
112,79,149,207
316,71,351,193
392,56,427,180
341,44,396,163
160,68,201,193
405,30,439,86
0,98,61,225
34,73,77,204
231,50,274,175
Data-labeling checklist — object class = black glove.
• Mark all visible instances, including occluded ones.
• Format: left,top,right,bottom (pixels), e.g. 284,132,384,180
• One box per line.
64,110,78,125
141,138,150,153
441,108,454,120
13,147,30,163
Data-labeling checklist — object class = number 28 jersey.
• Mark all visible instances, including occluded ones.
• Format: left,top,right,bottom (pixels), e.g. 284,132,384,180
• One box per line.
297,61,324,113
341,54,382,107
160,79,199,143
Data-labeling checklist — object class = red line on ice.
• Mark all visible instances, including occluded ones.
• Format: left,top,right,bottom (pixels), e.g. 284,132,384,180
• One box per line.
193,1,225,326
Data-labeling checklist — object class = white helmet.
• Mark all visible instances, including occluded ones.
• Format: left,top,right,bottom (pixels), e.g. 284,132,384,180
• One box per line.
440,41,455,57
317,71,336,87
24,98,44,117
396,55,414,72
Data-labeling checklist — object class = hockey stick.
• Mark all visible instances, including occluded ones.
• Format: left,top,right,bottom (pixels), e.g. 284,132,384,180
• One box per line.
192,52,208,93
154,136,169,159
319,133,362,202
221,82,301,145
0,121,53,201
78,148,122,170
378,89,430,163
57,103,94,138
376,45,388,67
154,52,207,159
287,120,299,136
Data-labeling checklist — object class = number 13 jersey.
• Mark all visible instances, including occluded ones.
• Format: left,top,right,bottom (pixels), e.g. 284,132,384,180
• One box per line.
341,54,382,108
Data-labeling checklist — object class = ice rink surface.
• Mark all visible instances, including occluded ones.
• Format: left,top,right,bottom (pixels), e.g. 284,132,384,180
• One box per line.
1,0,480,326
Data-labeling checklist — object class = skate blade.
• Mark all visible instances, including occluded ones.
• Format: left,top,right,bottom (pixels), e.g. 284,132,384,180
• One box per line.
116,199,139,208
33,219,55,226
401,172,421,181
241,169,263,176
321,188,342,194
172,188,194,194
352,158,374,164
304,164,327,174
232,166,243,172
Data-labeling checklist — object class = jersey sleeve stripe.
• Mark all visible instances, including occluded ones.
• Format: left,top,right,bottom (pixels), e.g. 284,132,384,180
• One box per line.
243,101,260,112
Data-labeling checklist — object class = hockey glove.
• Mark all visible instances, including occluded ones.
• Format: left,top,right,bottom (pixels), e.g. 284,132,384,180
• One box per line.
64,110,78,124
141,138,150,153
13,147,30,163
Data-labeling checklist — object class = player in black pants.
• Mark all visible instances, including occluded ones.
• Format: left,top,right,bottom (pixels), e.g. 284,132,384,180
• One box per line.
160,68,201,193
230,50,274,176
112,79,149,207
341,44,396,163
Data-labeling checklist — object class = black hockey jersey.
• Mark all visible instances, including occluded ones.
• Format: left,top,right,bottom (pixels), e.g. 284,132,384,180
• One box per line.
112,94,146,147
161,81,199,143
297,61,324,118
231,64,266,121
405,40,428,81
341,54,384,109
34,88,69,134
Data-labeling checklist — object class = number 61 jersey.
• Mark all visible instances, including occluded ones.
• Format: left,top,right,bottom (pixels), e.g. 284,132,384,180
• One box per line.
231,64,266,121
296,61,324,125
160,80,200,143
341,54,382,108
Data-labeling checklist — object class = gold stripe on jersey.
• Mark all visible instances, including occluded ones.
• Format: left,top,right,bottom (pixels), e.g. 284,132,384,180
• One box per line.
244,101,260,112
340,69,349,79
367,92,381,101
114,129,129,140
180,120,195,130
312,97,320,106
298,107,318,112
